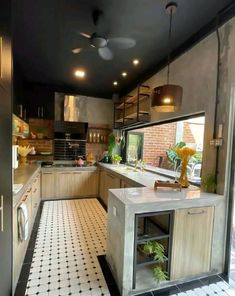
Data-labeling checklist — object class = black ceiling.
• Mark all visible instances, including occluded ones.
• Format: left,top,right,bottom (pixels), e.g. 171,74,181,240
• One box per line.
13,0,234,99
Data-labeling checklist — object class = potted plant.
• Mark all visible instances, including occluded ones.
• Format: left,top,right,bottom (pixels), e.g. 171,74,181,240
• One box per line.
36,126,45,139
138,240,168,283
112,154,122,165
202,174,216,193
107,133,116,163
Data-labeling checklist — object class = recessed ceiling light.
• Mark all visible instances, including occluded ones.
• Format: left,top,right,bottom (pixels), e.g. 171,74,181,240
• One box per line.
74,70,85,78
113,81,118,86
133,59,139,66
122,72,127,77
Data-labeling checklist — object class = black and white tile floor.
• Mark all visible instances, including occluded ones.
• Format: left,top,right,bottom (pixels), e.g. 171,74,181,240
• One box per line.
25,199,110,296
16,198,235,296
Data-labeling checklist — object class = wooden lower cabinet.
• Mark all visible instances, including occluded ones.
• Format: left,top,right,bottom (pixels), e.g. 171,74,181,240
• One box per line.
41,171,55,199
56,172,73,198
170,206,214,280
31,173,41,220
41,170,98,199
100,170,121,206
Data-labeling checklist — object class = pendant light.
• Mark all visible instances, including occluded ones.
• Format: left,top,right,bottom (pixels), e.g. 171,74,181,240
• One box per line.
151,2,183,112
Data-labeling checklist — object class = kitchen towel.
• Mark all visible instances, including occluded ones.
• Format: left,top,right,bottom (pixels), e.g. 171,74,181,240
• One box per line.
17,202,29,241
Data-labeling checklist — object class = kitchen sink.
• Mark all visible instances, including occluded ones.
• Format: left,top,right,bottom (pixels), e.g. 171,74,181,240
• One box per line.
111,166,140,173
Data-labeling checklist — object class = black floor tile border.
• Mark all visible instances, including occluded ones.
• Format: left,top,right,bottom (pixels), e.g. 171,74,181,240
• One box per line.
14,202,43,296
97,255,120,296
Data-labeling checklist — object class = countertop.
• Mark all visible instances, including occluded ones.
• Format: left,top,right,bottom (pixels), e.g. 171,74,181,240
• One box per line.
41,165,97,172
98,163,171,188
98,163,223,211
13,163,98,207
13,163,41,207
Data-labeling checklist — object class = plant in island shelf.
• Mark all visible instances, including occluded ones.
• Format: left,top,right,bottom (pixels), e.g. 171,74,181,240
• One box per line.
139,240,168,283
175,146,196,188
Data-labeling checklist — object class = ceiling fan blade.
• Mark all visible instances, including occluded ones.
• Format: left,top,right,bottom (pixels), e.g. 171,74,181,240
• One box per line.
79,32,92,39
98,47,113,60
72,48,83,54
108,38,136,49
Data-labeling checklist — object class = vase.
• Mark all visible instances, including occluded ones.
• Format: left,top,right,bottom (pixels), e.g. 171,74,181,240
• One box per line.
19,155,27,164
176,161,190,188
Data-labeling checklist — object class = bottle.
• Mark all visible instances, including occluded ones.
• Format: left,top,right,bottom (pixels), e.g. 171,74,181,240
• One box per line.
97,133,100,143
89,132,93,143
93,132,96,143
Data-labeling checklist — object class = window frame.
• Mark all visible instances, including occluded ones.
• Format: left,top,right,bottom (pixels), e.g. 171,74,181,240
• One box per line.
123,112,205,187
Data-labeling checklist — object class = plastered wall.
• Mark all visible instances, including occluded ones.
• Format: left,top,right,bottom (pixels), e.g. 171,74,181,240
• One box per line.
128,17,235,195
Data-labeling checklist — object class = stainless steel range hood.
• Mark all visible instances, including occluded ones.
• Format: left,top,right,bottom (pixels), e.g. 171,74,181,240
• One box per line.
64,95,87,122
54,94,88,140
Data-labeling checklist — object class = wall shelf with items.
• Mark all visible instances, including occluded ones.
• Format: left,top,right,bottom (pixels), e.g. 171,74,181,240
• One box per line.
87,126,111,144
12,114,29,138
114,84,151,128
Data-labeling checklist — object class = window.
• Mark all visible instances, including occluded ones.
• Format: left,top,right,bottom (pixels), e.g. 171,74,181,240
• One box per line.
126,132,144,164
126,115,205,185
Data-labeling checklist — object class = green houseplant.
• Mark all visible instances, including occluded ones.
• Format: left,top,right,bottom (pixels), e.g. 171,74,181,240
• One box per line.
108,133,116,156
139,240,168,283
166,141,186,170
202,174,216,193
112,154,122,165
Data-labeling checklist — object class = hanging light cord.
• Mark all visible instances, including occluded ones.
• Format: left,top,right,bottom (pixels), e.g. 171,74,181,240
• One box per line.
167,7,173,84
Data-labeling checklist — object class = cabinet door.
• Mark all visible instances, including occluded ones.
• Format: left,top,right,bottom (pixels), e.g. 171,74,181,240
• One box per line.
72,171,98,197
31,173,41,219
99,170,106,203
56,172,73,198
171,206,214,280
85,172,98,196
41,172,55,199
104,172,121,205
72,171,87,197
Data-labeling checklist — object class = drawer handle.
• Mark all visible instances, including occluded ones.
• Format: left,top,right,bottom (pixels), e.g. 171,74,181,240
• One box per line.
43,172,53,175
22,195,28,202
188,210,206,215
33,188,37,193
27,188,32,193
107,174,115,179
0,195,3,232
73,172,82,174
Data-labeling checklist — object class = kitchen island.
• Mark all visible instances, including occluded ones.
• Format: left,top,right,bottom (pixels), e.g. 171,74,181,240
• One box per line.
103,167,226,296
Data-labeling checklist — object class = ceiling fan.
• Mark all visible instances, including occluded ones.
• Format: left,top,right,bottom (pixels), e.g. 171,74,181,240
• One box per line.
72,9,136,60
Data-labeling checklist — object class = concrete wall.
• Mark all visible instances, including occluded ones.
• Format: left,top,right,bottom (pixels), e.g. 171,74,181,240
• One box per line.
127,17,235,195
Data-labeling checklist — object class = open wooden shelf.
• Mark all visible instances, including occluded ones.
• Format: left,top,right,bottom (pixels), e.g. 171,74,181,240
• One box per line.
114,84,151,128
116,93,150,110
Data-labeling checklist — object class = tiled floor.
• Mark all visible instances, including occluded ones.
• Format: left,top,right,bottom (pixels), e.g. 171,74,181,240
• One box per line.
25,198,110,296
136,275,235,295
15,198,235,296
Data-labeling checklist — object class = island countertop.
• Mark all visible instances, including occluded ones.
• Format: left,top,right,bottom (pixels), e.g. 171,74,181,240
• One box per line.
109,186,223,213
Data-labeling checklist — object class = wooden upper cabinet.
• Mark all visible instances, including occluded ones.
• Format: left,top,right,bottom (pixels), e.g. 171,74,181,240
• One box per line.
171,206,214,280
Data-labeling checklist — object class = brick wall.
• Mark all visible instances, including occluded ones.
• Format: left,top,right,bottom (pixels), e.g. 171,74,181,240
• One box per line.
131,121,199,168
132,123,177,167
